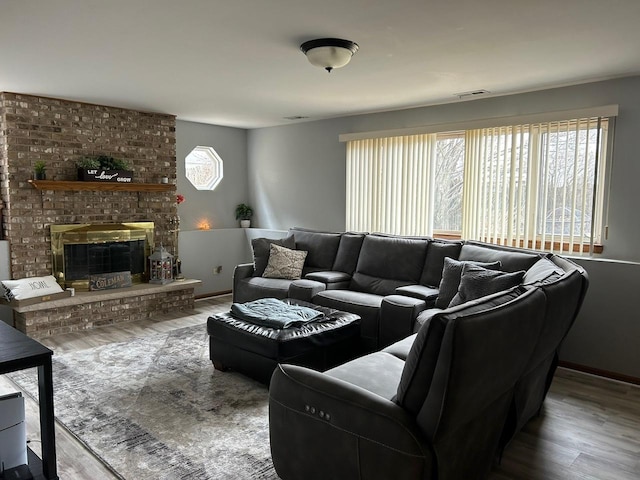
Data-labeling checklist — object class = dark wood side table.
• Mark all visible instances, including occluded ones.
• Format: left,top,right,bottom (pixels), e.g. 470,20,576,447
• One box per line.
0,321,58,480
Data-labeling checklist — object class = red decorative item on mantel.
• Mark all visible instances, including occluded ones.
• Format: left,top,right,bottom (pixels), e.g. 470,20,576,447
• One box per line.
176,194,185,204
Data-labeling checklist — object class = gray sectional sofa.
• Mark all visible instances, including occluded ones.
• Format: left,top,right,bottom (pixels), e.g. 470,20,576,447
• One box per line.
232,227,588,480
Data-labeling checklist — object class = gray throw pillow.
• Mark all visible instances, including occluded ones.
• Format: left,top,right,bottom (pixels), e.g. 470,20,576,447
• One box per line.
448,263,525,307
262,243,308,280
435,257,501,308
251,236,295,276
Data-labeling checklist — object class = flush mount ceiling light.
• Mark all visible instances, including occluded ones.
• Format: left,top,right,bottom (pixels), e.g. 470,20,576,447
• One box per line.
300,38,359,73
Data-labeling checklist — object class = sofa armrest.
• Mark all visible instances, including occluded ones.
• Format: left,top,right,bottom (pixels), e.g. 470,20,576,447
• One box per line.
269,363,434,480
288,279,326,303
379,295,427,348
232,263,255,302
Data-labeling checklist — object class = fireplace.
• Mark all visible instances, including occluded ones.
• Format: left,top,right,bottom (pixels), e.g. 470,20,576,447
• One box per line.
50,222,154,290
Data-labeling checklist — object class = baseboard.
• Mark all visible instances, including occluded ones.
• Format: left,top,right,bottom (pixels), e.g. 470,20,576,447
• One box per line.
559,360,640,386
195,290,232,299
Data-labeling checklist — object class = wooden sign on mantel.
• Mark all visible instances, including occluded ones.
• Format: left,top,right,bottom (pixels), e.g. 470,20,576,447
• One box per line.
78,168,133,183
89,271,132,291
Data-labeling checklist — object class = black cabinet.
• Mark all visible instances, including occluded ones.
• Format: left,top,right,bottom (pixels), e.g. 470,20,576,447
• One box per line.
0,321,58,480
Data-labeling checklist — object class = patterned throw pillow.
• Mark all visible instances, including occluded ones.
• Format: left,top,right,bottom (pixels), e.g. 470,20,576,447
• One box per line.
262,244,308,280
251,235,296,277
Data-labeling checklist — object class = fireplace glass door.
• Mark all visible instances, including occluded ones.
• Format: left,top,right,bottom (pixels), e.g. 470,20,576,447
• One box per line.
50,222,154,290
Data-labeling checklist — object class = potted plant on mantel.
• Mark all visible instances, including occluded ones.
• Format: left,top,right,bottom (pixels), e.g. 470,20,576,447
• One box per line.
34,161,47,180
235,203,253,228
76,155,133,183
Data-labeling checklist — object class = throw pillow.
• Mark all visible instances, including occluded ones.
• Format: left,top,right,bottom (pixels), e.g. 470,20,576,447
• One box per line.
262,243,308,280
1,275,64,301
435,257,502,308
448,263,525,307
251,235,295,277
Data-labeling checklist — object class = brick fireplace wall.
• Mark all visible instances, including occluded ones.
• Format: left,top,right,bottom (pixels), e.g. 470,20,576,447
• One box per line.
0,92,191,336
0,92,177,277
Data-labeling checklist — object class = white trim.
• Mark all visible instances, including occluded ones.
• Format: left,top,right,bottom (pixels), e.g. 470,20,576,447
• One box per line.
338,105,619,142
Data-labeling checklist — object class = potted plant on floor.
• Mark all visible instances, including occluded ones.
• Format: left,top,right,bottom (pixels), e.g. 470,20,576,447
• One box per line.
76,155,133,183
34,161,47,180
235,203,253,228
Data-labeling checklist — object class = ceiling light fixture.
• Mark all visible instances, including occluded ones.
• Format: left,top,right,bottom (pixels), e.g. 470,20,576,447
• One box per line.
300,38,359,73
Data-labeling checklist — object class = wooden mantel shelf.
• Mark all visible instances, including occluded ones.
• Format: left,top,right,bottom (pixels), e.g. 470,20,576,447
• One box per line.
28,179,175,192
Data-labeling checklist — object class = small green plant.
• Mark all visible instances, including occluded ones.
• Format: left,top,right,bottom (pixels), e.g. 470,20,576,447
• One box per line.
76,157,100,169
34,161,47,174
235,203,254,220
77,155,130,170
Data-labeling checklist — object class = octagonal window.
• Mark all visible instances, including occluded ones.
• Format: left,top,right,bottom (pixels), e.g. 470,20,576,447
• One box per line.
185,146,223,191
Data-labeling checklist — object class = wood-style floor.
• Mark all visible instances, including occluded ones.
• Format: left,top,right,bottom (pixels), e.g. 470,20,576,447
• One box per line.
1,294,639,480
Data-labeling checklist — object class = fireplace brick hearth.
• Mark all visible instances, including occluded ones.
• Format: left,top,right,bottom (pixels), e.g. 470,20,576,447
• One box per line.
11,280,201,340
0,92,195,337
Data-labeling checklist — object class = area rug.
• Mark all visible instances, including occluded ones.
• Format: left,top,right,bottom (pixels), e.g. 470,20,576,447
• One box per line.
7,325,278,480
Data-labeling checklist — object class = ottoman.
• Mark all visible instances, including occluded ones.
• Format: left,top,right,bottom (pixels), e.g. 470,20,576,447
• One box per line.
207,299,361,385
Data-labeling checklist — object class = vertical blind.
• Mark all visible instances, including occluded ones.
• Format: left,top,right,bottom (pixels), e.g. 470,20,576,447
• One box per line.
345,112,611,254
346,135,437,236
462,117,608,253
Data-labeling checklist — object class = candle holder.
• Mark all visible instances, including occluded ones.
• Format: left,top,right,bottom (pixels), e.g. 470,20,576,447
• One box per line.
148,245,174,284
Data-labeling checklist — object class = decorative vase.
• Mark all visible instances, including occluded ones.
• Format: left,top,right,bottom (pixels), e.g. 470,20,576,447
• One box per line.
240,219,251,228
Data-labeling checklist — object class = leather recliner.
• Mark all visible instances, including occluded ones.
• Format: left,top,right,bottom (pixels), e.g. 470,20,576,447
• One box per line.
269,287,547,480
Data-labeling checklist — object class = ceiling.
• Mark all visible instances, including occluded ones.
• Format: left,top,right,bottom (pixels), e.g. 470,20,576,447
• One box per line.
2,0,640,129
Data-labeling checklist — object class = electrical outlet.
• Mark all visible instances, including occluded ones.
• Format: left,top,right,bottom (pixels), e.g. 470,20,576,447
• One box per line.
213,266,222,275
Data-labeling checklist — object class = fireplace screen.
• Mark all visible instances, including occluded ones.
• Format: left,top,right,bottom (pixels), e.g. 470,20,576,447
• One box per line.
50,222,154,290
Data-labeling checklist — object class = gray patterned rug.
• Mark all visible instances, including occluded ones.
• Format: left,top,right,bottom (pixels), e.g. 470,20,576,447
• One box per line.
8,325,278,479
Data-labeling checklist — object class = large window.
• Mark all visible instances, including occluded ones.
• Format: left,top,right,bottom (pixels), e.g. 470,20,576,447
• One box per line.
345,114,611,254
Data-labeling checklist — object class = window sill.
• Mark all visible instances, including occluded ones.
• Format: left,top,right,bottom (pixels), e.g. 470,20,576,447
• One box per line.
432,233,603,254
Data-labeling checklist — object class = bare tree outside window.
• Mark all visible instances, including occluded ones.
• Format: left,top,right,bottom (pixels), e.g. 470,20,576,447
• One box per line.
433,135,464,232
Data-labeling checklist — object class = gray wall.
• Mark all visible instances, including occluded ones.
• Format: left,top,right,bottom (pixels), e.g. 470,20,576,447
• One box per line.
174,78,640,378
176,120,251,295
248,77,640,262
176,120,249,231
246,76,640,378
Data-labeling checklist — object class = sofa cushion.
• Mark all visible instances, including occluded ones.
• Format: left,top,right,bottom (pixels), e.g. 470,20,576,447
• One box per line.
289,227,342,270
332,233,366,274
419,239,463,287
382,334,417,361
351,272,414,296
459,242,542,272
435,257,501,308
325,352,405,401
313,289,384,350
448,264,525,307
263,244,308,280
251,236,295,277
351,235,429,295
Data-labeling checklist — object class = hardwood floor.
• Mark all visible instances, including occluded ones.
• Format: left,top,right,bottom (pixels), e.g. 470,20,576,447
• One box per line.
1,294,639,479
